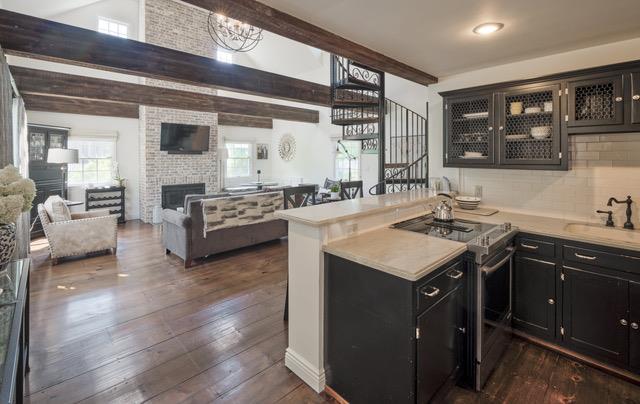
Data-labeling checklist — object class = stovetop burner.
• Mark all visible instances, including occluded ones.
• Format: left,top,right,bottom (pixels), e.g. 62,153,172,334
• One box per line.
391,214,497,243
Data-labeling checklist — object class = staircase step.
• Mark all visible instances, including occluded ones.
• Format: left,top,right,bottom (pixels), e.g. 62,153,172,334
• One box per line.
384,163,409,169
385,178,428,184
335,77,381,91
332,99,380,107
332,117,379,126
343,133,379,141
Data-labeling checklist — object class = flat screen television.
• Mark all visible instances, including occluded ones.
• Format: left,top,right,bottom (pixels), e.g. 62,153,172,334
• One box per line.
160,123,210,153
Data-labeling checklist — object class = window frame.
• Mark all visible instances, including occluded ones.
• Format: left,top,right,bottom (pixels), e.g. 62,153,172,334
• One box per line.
67,133,118,188
216,50,233,64
224,140,254,180
98,16,129,39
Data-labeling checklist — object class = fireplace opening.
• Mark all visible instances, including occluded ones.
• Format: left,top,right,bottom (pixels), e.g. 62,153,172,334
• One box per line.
161,183,205,210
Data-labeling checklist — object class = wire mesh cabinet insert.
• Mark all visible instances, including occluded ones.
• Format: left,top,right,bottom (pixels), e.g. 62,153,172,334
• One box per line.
444,94,495,166
498,84,562,166
567,74,624,127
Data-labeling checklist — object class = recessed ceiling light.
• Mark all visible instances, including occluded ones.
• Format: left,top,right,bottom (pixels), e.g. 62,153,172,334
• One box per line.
473,22,504,35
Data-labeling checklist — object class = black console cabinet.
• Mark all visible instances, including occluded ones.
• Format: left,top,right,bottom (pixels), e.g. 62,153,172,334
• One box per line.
324,254,467,404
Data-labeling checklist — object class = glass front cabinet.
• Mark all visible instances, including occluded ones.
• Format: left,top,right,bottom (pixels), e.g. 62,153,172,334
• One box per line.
443,61,640,170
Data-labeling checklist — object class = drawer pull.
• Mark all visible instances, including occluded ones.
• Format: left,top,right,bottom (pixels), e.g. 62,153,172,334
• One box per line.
632,322,639,330
520,243,539,250
447,270,464,280
421,286,440,298
620,319,628,326
574,252,597,260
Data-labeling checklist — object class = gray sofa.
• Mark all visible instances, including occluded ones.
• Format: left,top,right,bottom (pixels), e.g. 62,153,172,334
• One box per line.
162,192,287,267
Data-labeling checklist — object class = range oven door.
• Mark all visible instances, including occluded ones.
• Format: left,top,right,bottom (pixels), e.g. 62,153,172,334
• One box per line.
475,246,515,390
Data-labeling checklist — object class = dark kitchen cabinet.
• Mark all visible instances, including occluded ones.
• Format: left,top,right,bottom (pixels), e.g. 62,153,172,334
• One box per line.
444,94,495,166
561,265,629,366
498,83,562,166
416,282,464,403
630,281,640,371
513,254,556,340
567,74,625,128
632,72,640,125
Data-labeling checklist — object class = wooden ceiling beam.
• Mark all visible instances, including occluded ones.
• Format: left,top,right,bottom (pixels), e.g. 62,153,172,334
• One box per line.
23,94,275,129
185,0,438,86
11,66,319,123
0,10,331,106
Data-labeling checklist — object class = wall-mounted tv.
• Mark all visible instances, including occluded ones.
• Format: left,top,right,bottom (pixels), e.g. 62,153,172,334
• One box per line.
160,123,210,154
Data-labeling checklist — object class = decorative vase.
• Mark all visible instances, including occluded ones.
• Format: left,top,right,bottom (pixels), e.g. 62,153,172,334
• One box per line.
0,223,16,265
330,192,340,200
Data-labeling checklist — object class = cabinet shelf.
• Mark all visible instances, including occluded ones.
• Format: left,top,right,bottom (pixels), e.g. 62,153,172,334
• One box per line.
86,186,125,224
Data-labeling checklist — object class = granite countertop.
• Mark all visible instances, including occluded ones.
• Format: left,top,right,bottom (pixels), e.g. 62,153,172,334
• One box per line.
275,188,439,226
323,227,468,281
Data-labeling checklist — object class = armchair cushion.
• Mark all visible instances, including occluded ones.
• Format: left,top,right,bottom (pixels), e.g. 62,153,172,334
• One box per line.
162,209,191,228
44,195,71,222
71,209,111,219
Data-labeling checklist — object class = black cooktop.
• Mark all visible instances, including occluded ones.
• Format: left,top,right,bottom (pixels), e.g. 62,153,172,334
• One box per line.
391,214,497,243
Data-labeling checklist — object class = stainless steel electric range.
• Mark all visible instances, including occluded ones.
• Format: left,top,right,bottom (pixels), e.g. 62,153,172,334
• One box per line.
392,214,519,390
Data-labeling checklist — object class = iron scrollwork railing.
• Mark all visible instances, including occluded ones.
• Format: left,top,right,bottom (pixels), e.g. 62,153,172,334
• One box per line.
368,151,429,195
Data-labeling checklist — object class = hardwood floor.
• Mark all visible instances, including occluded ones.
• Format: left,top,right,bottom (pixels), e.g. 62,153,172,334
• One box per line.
26,221,639,403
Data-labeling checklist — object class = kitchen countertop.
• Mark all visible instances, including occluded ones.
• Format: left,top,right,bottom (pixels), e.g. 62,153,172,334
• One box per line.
323,227,468,281
275,188,438,226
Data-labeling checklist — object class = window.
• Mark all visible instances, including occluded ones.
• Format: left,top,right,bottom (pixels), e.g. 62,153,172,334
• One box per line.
216,50,233,64
68,137,116,187
335,140,361,181
225,142,252,178
98,17,128,38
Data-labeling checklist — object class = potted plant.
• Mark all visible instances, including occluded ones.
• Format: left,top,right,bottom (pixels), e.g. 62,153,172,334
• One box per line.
113,162,126,188
330,183,340,200
0,165,36,265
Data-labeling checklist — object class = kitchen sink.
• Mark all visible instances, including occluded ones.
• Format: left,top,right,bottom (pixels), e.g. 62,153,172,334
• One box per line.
564,223,640,244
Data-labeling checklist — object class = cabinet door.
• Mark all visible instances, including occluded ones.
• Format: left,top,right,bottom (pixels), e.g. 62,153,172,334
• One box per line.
498,84,562,166
417,286,463,403
28,129,47,163
513,255,556,340
445,94,495,166
630,281,640,370
562,266,628,365
567,74,624,127
632,72,640,125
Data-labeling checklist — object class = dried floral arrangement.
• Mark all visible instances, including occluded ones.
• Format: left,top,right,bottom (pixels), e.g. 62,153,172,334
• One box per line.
0,165,36,225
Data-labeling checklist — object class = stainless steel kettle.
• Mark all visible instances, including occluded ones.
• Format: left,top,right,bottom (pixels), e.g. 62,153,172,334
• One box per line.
433,193,454,222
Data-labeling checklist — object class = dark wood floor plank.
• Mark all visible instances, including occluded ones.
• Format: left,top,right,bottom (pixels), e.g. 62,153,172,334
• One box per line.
277,384,337,404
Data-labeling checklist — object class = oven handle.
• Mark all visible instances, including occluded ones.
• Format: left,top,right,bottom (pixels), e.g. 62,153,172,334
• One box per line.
480,247,515,275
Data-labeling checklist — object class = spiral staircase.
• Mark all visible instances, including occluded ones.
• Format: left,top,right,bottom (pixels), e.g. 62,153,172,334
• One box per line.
330,55,429,195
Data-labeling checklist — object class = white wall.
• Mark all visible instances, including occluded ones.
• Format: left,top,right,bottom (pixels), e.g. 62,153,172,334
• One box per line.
427,37,640,223
24,111,141,220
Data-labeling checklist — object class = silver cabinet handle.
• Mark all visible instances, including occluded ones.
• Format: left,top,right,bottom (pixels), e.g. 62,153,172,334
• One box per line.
634,95,640,101
520,243,539,250
488,126,494,131
499,126,504,131
421,286,440,298
615,96,623,102
548,299,555,305
447,269,464,280
575,252,597,260
632,322,639,330
621,319,628,326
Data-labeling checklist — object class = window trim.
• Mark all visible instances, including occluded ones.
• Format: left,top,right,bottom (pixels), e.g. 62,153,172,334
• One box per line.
224,140,254,179
67,132,118,187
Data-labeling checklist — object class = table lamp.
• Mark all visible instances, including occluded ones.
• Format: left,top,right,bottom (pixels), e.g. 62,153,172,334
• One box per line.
47,148,79,199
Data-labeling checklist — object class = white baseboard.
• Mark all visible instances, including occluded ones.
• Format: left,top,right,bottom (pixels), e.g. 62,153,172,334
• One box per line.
285,348,326,393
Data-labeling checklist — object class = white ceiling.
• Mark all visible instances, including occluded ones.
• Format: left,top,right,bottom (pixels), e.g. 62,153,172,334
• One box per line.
261,0,640,77
2,0,103,18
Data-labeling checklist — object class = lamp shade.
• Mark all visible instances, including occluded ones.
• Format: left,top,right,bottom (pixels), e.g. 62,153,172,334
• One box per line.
47,148,79,164
217,147,229,160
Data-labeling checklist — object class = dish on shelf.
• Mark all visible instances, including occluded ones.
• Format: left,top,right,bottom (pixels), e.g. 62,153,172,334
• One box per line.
505,134,528,140
530,126,552,139
524,107,542,114
459,155,488,159
463,151,484,158
462,111,489,119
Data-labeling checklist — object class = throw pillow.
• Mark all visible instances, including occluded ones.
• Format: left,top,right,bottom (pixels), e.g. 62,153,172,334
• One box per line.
43,195,71,222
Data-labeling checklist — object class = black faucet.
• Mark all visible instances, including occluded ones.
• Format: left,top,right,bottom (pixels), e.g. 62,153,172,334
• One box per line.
607,196,634,230
596,210,615,227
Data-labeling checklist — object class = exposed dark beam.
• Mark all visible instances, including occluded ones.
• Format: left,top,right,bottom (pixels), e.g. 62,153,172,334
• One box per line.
218,113,272,129
23,94,140,119
0,10,331,106
185,0,438,86
11,67,319,123
23,93,275,129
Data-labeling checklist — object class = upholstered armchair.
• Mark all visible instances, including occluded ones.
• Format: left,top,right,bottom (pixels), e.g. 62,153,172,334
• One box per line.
38,204,118,265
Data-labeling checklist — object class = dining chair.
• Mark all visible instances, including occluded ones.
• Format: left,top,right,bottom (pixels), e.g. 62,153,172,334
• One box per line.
340,180,364,200
283,185,317,209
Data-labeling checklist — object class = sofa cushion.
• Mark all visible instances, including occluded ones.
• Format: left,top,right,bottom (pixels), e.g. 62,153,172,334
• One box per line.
184,193,229,215
201,191,284,235
43,195,71,222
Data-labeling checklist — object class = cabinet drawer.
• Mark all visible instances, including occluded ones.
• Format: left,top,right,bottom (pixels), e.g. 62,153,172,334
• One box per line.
417,261,464,313
517,237,556,258
563,245,640,275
